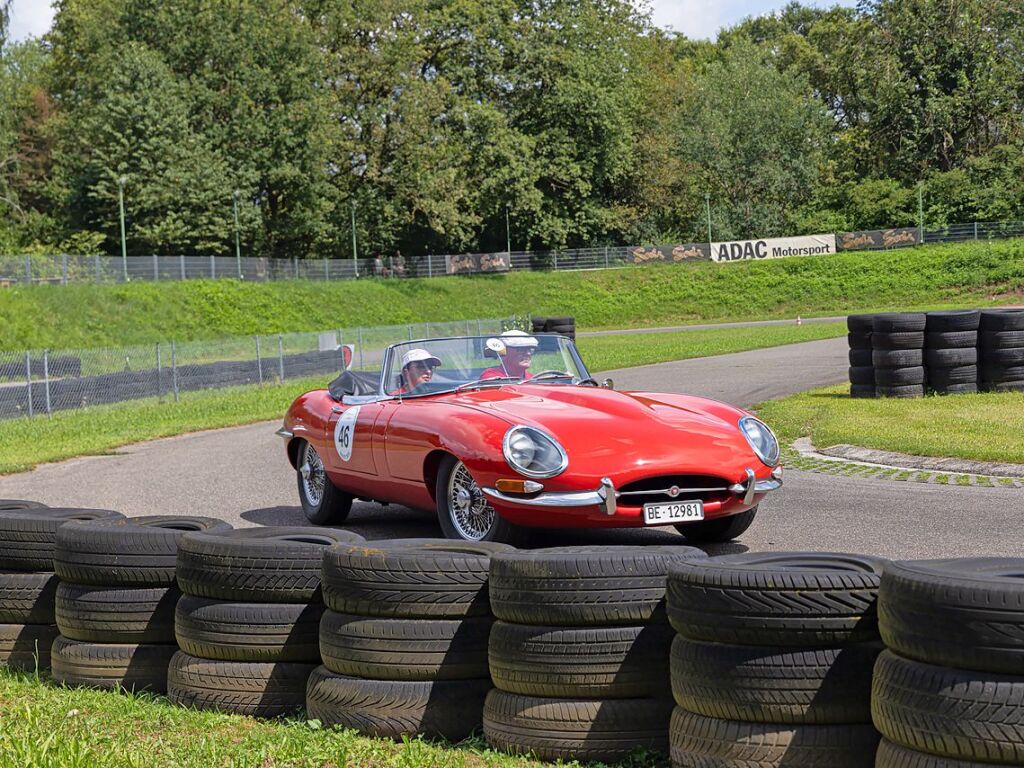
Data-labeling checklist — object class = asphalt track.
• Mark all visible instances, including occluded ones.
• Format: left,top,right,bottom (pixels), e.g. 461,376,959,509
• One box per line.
1,336,1021,559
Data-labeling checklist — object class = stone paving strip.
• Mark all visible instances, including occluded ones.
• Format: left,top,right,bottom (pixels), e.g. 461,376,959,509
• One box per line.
784,438,1024,489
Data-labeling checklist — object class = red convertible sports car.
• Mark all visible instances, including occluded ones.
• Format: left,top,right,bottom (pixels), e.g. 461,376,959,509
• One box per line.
278,331,783,544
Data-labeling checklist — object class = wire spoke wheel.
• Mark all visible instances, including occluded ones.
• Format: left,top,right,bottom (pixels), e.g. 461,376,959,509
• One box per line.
446,461,496,541
300,442,326,508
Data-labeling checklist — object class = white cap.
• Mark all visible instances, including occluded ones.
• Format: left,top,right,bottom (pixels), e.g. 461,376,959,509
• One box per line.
500,330,539,348
401,348,442,368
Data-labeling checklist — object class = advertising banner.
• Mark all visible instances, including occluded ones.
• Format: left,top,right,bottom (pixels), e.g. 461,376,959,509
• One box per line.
445,252,511,275
629,243,711,265
836,228,920,251
709,234,837,263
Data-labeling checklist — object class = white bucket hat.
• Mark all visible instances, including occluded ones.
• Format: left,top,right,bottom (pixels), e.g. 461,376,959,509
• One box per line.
500,330,539,348
401,348,442,368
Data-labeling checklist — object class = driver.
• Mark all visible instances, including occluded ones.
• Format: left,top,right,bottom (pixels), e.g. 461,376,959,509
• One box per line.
481,330,537,380
394,348,442,394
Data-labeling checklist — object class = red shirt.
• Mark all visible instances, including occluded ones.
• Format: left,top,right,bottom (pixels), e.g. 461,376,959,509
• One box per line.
480,367,532,380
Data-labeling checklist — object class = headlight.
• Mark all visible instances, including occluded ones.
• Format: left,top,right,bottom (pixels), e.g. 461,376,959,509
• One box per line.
502,426,568,478
738,416,780,467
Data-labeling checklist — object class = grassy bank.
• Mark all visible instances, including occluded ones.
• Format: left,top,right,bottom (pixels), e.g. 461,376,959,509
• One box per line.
1,239,1021,351
758,384,1024,464
0,324,843,475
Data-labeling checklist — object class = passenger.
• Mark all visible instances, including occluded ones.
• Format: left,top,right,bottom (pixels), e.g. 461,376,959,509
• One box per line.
481,330,538,380
394,348,441,395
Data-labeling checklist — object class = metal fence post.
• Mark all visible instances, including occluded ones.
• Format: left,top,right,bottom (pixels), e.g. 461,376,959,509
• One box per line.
95,254,101,283
293,257,299,279
974,222,978,240
278,335,285,382
24,254,31,283
477,319,483,335
62,254,68,285
324,259,329,281
553,252,558,270
171,341,179,402
408,325,414,340
24,352,33,417
153,254,159,280
180,254,186,280
156,343,162,398
210,254,216,279
604,246,609,268
357,327,364,369
427,255,433,278
43,350,51,417
255,335,263,384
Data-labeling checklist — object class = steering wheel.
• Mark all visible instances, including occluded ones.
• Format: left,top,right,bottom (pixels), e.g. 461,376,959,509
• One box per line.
530,370,575,380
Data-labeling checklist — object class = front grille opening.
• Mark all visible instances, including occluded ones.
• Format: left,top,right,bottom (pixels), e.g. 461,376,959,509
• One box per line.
618,475,731,505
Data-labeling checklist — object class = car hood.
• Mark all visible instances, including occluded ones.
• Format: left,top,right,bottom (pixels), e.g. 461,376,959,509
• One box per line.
449,384,760,479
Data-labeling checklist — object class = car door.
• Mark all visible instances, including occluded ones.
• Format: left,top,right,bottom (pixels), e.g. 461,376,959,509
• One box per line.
323,401,386,478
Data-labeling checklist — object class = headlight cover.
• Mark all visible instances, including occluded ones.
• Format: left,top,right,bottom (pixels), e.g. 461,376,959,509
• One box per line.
738,416,780,467
502,426,568,478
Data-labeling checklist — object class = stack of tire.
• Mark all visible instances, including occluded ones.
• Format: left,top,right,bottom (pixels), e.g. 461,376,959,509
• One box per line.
924,310,979,394
873,558,1024,767
979,308,1024,393
847,314,876,398
51,515,229,692
307,539,505,739
871,313,926,398
530,316,576,340
665,552,886,768
483,546,707,763
0,503,124,672
169,527,361,717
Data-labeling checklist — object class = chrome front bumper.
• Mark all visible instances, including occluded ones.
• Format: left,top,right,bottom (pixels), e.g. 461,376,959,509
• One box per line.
482,467,782,516
276,427,294,439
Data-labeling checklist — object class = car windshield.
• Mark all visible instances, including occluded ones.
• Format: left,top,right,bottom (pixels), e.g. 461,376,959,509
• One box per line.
382,334,590,397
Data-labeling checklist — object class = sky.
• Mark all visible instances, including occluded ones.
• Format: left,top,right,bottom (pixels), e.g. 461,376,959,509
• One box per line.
9,0,859,43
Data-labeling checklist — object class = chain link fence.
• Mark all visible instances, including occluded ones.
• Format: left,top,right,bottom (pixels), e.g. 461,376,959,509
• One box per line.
0,318,512,421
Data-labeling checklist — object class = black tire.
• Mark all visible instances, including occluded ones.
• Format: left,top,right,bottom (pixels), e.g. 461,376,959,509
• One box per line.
925,331,977,349
670,635,881,724
322,538,511,618
847,332,872,350
925,310,980,332
980,309,1024,332
873,313,927,333
50,636,176,692
849,349,873,366
925,348,977,367
879,558,1024,674
980,347,1024,366
675,506,758,543
320,611,491,680
876,367,925,386
0,500,47,511
932,382,978,395
847,314,876,333
175,596,323,662
670,708,880,768
435,454,529,545
873,350,923,368
872,332,925,350
981,380,1024,392
484,689,672,763
980,364,1024,382
490,545,707,627
168,651,315,718
55,516,231,587
307,666,491,741
872,650,1024,764
0,508,124,570
979,330,1024,348
530,317,548,333
489,620,674,698
849,366,874,385
666,551,886,646
295,439,352,526
0,623,58,671
0,571,57,624
927,366,977,386
877,384,925,398
55,583,179,643
850,385,876,398
544,316,574,328
176,526,363,602
876,739,1003,768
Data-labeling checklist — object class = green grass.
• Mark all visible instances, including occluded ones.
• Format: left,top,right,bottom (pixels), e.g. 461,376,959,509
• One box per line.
1,238,1022,351
0,324,844,475
758,384,1024,464
0,669,659,768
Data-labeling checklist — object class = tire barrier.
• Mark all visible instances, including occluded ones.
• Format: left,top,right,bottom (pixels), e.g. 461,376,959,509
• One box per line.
530,315,575,340
666,552,886,767
309,539,506,739
848,308,1024,397
52,516,230,692
0,505,123,672
874,558,1024,766
484,545,705,763
169,527,362,718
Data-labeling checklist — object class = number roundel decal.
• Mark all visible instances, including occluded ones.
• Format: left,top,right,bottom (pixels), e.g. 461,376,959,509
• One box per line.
333,406,361,462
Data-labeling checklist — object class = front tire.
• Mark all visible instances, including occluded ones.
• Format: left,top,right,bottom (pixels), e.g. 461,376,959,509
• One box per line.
296,440,353,525
675,506,757,543
435,455,528,545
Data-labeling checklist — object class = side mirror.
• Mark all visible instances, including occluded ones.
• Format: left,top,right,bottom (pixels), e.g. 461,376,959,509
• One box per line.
602,378,614,389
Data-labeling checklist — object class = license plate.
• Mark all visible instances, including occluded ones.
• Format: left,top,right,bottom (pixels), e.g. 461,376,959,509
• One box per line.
643,500,704,525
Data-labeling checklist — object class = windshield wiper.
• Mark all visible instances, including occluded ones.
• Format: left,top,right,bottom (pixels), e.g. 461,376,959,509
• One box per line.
454,376,521,392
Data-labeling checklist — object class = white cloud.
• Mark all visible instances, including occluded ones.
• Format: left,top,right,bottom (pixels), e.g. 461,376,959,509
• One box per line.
8,0,56,42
